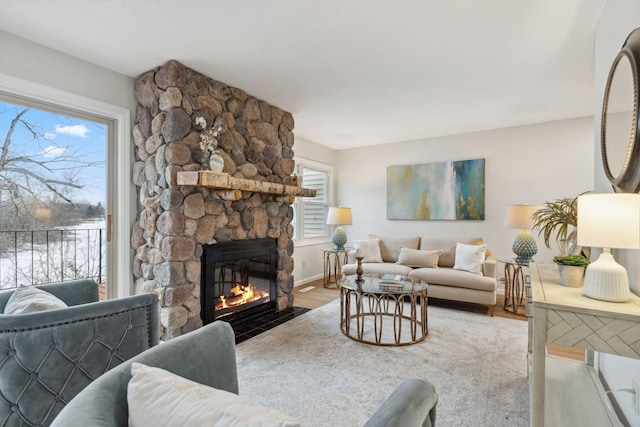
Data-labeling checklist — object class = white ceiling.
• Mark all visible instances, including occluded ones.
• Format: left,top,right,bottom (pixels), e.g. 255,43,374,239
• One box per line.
0,0,606,150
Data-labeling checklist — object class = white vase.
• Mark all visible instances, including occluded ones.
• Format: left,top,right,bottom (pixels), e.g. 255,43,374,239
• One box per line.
208,150,224,173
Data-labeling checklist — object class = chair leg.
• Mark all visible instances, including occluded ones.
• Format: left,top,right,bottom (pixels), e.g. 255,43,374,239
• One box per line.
487,305,494,317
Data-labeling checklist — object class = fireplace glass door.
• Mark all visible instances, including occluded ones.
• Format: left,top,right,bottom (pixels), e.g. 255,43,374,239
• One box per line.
201,239,277,324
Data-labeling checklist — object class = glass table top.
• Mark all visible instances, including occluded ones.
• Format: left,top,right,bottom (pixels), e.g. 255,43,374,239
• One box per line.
338,274,427,294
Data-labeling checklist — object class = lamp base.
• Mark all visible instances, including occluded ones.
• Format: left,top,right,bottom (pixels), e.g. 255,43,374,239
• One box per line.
512,229,537,264
332,226,347,251
583,249,630,302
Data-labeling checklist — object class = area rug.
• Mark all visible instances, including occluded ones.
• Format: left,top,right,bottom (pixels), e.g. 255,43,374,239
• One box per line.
235,299,529,426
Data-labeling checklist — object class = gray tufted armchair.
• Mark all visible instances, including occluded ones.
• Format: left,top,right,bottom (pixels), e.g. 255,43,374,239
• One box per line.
0,279,159,427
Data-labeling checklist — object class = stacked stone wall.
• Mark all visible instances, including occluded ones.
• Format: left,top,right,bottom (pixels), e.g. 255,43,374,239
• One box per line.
132,60,296,339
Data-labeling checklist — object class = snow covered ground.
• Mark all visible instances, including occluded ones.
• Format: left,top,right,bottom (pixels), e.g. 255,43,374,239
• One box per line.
0,219,106,289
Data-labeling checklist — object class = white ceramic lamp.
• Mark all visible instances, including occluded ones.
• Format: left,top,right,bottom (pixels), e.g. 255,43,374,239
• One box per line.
327,207,352,251
577,193,640,302
504,204,540,264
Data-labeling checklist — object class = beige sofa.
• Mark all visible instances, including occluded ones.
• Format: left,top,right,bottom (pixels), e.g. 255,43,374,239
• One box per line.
342,234,497,315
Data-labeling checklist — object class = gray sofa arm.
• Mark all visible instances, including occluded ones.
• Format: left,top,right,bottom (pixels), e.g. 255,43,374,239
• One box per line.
0,282,158,427
51,321,238,427
364,378,438,427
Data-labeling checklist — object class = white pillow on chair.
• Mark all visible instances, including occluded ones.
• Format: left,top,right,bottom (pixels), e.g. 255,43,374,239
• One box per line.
128,362,301,427
4,286,68,314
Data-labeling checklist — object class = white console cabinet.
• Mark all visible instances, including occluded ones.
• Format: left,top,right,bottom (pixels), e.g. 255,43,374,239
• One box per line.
528,263,640,426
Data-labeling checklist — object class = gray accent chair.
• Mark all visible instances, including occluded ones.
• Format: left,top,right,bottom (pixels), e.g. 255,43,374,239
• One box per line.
365,378,437,427
51,321,437,427
0,279,159,427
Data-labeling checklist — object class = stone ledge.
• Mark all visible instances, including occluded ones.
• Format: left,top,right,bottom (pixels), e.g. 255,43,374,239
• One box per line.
177,171,317,198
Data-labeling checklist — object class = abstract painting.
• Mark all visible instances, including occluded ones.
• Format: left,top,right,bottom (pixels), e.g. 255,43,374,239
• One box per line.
387,158,485,220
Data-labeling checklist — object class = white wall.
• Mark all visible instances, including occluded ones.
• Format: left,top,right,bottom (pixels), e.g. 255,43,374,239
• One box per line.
292,136,338,285
595,1,640,425
334,118,594,272
293,117,595,287
0,30,136,113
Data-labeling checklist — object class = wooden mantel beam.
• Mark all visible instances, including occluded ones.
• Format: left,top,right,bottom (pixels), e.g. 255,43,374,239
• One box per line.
176,171,316,198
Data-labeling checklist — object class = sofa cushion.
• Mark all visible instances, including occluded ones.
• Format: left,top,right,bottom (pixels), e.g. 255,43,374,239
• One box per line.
4,285,68,314
128,362,301,427
342,262,414,277
453,243,487,276
396,248,442,268
419,237,484,268
369,234,420,263
354,239,383,263
409,267,496,292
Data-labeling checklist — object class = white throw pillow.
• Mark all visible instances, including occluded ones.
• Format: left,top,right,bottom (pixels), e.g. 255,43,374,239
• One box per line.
354,239,383,263
453,243,487,276
396,248,442,268
127,362,302,427
4,285,68,314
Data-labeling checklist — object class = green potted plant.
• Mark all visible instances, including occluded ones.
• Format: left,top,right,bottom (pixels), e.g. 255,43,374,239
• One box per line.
553,255,589,287
531,195,581,256
532,193,591,287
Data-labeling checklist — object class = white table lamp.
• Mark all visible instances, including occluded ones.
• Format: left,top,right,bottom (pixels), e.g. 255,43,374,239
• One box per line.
577,193,640,302
327,207,352,251
504,204,540,263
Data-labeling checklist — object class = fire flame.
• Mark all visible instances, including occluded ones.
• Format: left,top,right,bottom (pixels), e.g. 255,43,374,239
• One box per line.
216,283,269,310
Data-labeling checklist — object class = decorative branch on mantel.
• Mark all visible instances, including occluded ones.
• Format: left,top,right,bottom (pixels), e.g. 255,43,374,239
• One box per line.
176,171,317,198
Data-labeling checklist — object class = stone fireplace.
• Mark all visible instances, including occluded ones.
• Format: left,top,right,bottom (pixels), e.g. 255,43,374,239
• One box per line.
131,60,309,340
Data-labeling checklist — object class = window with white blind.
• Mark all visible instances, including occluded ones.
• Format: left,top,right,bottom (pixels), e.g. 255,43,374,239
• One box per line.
292,159,332,243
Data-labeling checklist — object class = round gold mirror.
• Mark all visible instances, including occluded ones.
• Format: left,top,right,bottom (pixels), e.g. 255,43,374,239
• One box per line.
601,28,640,193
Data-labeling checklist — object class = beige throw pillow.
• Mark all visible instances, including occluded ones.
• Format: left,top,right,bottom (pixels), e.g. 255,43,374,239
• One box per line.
453,242,487,276
128,362,302,427
396,248,442,268
369,234,420,262
4,285,68,314
354,239,383,263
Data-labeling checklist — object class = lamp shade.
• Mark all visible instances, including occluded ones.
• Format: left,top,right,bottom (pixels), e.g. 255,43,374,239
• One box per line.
504,204,539,229
327,207,352,251
327,207,352,225
577,193,640,249
578,193,640,302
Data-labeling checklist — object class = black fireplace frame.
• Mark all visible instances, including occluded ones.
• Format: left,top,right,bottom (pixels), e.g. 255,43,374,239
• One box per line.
201,239,278,325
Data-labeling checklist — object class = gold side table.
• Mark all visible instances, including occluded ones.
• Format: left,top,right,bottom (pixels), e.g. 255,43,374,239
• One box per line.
338,274,428,346
322,248,351,288
501,259,528,314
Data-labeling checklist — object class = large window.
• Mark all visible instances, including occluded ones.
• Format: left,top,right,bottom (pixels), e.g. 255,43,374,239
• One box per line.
0,73,131,299
292,159,332,243
0,97,107,290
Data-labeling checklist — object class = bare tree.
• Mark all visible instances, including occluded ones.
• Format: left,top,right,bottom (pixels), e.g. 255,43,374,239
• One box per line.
0,107,103,229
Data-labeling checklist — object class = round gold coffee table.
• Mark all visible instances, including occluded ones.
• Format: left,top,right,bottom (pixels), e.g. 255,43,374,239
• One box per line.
338,274,428,346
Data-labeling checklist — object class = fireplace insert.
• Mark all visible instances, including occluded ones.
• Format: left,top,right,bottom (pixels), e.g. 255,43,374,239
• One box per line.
201,239,277,325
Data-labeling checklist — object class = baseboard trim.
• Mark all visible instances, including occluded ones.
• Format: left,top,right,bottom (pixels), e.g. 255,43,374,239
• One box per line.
294,274,323,287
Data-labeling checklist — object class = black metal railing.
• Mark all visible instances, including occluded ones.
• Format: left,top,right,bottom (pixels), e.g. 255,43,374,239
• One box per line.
0,228,106,290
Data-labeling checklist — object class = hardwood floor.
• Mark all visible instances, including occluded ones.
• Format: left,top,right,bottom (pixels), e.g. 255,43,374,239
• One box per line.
293,278,584,361
293,279,340,309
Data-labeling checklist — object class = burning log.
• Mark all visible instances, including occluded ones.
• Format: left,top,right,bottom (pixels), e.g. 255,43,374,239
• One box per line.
215,283,269,310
